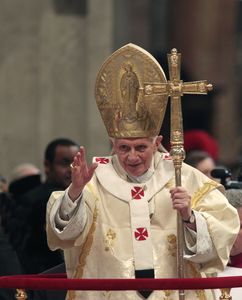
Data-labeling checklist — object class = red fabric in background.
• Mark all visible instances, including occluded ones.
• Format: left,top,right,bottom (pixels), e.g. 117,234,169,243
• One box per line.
184,130,219,160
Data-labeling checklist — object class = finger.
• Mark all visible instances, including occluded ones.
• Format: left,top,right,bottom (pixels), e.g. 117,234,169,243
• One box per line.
171,189,190,197
172,203,188,210
78,147,85,164
71,155,79,168
173,202,190,208
78,146,90,174
173,198,190,206
170,188,182,197
173,193,189,200
170,186,185,194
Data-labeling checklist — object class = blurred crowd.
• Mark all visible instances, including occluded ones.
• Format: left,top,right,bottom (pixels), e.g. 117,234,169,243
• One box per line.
0,137,79,300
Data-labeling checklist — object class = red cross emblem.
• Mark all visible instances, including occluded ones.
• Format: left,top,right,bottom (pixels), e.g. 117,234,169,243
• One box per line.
95,157,109,164
131,186,145,200
134,227,148,241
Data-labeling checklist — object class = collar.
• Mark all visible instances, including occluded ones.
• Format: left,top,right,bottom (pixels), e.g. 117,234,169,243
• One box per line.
93,152,174,202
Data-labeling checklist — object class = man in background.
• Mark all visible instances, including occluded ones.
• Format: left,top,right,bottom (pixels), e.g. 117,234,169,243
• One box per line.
12,138,79,274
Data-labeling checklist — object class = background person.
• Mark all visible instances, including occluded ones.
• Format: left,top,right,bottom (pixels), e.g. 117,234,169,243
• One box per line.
0,163,42,250
10,138,79,274
185,150,216,179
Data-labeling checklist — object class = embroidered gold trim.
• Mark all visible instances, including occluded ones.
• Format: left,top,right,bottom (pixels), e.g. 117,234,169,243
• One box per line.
191,181,220,209
67,183,99,300
167,234,177,257
187,262,207,300
163,289,174,299
104,228,117,252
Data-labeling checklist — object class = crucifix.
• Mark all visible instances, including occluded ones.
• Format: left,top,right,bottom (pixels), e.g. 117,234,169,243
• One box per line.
168,48,213,300
143,48,213,300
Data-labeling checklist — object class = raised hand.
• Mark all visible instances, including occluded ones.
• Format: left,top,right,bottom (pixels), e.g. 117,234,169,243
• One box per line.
68,146,98,201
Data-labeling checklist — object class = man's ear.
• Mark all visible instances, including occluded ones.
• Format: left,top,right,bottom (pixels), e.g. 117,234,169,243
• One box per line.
155,135,163,148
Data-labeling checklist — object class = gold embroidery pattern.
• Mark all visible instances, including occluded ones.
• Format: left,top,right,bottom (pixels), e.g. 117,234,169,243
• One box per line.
195,290,207,300
187,262,206,300
104,228,116,252
101,291,112,299
191,181,220,209
95,44,168,139
167,234,177,257
163,289,174,299
67,183,99,300
219,288,232,299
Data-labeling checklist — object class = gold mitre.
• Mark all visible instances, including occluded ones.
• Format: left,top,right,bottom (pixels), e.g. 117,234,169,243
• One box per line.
95,43,168,138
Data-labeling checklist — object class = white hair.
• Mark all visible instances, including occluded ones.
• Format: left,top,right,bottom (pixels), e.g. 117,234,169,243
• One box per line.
9,163,41,183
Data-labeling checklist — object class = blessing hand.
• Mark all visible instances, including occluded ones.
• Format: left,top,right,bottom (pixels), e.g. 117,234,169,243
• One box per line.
68,146,98,201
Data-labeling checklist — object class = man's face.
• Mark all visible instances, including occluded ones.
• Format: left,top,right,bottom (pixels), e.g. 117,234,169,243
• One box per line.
45,145,79,189
112,136,162,177
230,207,242,256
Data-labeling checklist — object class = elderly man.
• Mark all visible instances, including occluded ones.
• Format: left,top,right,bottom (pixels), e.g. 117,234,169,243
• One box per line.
46,44,239,300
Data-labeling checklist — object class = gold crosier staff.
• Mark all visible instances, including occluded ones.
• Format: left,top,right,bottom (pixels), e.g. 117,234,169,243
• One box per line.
167,48,213,300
